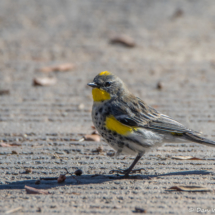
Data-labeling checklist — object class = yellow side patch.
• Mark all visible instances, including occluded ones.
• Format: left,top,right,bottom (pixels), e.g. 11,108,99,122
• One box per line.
106,115,136,135
171,132,183,136
92,88,111,102
99,71,111,76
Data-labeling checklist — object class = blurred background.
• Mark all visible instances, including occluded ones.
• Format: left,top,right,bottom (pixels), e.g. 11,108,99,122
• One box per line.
1,1,215,214
0,0,215,135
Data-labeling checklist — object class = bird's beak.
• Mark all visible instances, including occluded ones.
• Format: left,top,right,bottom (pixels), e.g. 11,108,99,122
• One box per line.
87,82,98,88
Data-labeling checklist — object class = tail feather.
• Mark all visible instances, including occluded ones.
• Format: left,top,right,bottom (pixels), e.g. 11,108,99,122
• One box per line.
184,132,215,147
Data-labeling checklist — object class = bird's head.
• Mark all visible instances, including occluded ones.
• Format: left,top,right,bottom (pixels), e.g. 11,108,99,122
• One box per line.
87,71,126,102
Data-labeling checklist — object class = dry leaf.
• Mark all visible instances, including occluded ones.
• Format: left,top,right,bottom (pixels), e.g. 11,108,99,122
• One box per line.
0,143,11,147
57,174,66,183
74,169,83,176
91,125,96,129
171,156,202,160
84,134,100,142
71,192,81,195
0,89,10,96
25,185,50,194
9,143,21,146
33,77,57,86
168,186,211,192
5,206,22,214
0,143,21,147
110,35,135,47
40,63,75,73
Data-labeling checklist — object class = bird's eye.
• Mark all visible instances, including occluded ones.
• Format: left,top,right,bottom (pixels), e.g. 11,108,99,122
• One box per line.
105,82,111,87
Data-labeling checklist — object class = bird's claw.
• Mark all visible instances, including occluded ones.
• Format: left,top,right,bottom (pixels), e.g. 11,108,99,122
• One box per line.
109,169,128,175
109,168,146,175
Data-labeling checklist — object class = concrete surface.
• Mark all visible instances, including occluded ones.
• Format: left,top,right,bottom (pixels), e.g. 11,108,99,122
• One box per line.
1,0,215,214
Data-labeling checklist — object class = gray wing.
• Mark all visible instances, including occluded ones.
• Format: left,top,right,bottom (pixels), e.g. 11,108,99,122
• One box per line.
110,97,194,134
144,114,192,134
110,96,215,146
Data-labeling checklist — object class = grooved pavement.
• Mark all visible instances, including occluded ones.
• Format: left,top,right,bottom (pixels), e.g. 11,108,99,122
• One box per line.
0,1,215,214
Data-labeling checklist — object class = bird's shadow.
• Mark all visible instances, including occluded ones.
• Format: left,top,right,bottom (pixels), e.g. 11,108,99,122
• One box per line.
0,170,212,190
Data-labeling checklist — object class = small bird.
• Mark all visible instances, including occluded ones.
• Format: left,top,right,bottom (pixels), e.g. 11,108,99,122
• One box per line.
88,71,215,177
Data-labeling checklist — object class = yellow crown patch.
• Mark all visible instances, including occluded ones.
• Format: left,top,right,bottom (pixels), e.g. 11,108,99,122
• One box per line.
99,71,111,76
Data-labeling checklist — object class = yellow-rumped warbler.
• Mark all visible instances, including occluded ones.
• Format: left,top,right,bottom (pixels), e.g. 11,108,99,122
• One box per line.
88,71,215,177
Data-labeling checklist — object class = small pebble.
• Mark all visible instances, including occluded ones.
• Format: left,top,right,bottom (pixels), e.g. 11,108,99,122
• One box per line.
35,180,41,185
36,207,42,212
78,103,85,110
172,8,184,19
134,207,146,213
74,169,83,176
107,151,115,157
25,168,32,174
157,81,163,90
96,146,103,153
12,150,18,154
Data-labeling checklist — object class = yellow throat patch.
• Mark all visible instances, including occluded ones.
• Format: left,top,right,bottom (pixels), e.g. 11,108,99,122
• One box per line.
92,88,111,102
105,115,136,135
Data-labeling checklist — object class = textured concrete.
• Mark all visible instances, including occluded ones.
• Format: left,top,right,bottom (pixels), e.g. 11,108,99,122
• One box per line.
1,0,215,214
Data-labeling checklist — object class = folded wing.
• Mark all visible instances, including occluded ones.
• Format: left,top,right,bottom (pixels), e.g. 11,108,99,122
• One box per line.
110,96,193,134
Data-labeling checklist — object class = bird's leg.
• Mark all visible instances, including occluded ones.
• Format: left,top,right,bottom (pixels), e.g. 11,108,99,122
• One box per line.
109,153,144,177
123,154,143,177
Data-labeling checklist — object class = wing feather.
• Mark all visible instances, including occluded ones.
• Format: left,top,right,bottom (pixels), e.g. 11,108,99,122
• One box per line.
110,96,193,134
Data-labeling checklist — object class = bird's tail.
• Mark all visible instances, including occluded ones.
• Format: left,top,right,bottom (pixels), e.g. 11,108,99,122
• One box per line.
184,132,215,147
